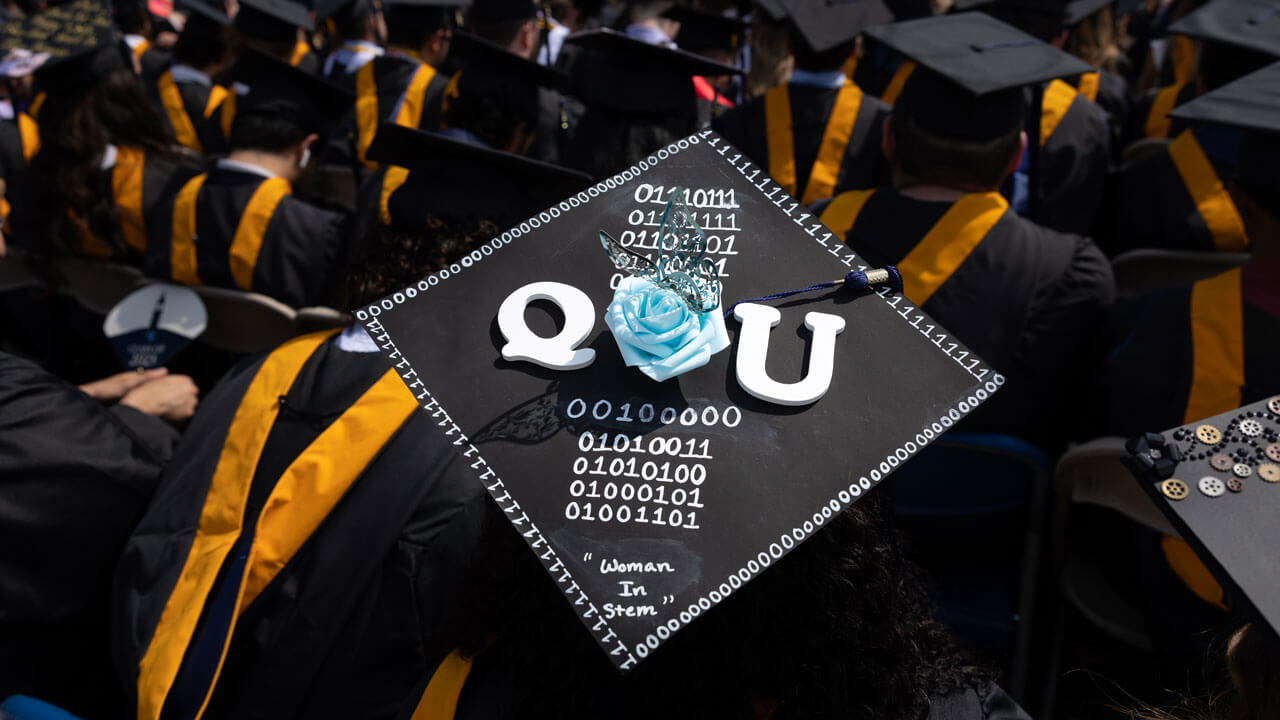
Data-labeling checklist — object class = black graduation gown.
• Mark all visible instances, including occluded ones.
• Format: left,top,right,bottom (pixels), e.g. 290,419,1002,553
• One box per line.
1026,79,1112,236
144,165,350,307
1093,262,1280,437
113,331,488,720
711,81,890,203
347,55,449,168
1067,69,1130,162
1094,126,1248,256
1124,82,1197,146
0,352,179,716
813,188,1115,451
149,68,229,156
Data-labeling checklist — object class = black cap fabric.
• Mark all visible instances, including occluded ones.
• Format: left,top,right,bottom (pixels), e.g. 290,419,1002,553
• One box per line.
236,0,314,42
7,1,130,96
469,0,536,23
177,0,232,33
981,0,1070,39
1123,396,1280,640
449,29,568,89
1168,0,1280,58
565,29,741,113
366,123,591,226
353,128,1000,671
662,5,748,54
384,0,473,7
1064,0,1114,25
1169,61,1280,209
230,47,354,135
754,0,787,22
784,0,894,54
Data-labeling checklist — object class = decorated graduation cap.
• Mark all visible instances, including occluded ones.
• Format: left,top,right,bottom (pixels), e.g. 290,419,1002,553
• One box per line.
365,122,592,227
565,29,741,114
1167,0,1280,58
1169,61,1280,211
783,0,894,54
12,1,130,98
236,0,314,42
661,4,748,55
865,12,1092,141
230,47,354,135
356,129,1000,670
1123,396,1280,636
104,285,208,370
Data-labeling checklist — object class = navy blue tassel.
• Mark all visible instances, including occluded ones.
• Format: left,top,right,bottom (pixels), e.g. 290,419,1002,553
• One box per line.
723,266,903,319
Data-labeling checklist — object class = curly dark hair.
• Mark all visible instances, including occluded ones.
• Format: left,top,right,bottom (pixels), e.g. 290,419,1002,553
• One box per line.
25,68,174,260
342,212,499,310
449,493,992,720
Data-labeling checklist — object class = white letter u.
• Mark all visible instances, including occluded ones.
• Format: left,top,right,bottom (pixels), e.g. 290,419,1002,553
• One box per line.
732,303,845,406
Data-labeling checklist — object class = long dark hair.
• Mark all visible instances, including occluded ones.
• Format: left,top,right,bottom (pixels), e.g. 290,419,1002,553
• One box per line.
449,493,991,720
25,68,173,259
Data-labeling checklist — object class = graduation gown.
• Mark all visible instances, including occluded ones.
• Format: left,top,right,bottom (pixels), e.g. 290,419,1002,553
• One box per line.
1067,70,1130,160
711,80,890,203
113,330,488,720
814,188,1115,450
0,352,179,716
1094,127,1248,256
1125,81,1197,145
144,164,350,307
1026,79,1112,236
149,66,230,155
349,54,449,168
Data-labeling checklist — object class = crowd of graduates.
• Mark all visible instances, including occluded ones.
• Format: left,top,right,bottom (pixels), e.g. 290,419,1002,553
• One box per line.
0,0,1278,716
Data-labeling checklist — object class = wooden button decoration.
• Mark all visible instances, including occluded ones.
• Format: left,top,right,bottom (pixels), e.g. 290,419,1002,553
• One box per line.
1239,418,1263,437
1210,453,1234,471
1269,396,1280,415
1267,444,1280,462
1233,463,1252,478
1226,477,1245,492
1259,464,1280,483
1199,476,1226,497
1196,424,1223,445
1161,478,1190,500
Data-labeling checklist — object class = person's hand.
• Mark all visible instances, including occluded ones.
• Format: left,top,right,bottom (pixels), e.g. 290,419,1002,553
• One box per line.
119,374,199,423
79,367,170,403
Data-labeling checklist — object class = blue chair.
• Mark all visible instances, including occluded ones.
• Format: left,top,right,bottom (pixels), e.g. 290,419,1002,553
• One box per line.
891,432,1051,700
0,696,81,720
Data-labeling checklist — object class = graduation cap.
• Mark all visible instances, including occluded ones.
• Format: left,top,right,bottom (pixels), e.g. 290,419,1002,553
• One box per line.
661,5,748,55
1122,396,1280,638
235,0,314,42
449,29,568,88
565,29,741,114
1169,61,1280,211
468,0,536,23
783,0,894,54
176,0,232,34
1168,0,1280,58
754,0,787,22
230,47,354,135
1064,0,1114,26
365,122,591,227
865,12,1092,140
18,1,130,99
355,129,1000,671
103,285,208,370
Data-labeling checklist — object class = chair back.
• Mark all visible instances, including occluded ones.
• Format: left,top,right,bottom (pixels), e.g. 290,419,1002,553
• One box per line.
1119,137,1171,165
1112,249,1249,298
0,253,45,293
46,257,144,315
192,285,300,354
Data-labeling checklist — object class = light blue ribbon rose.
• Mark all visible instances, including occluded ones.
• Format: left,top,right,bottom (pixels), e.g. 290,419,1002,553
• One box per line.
604,276,730,382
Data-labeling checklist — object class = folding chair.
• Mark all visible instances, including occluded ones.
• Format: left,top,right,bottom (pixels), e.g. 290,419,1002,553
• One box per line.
296,306,352,333
46,257,145,315
1119,137,1171,165
192,285,300,354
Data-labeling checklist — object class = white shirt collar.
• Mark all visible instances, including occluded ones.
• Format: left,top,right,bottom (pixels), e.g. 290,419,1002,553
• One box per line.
124,34,147,50
335,325,379,353
624,24,676,48
100,143,118,170
323,40,385,76
169,64,211,87
216,157,278,179
789,69,848,89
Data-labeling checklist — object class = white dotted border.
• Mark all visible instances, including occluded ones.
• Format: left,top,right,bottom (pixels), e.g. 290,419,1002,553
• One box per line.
359,130,1003,670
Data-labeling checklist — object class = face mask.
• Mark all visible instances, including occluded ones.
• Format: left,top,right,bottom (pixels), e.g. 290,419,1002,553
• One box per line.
298,146,312,170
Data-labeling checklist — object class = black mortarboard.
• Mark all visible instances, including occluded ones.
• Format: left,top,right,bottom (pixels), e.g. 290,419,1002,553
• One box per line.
565,29,741,114
177,0,232,34
1064,0,1114,25
366,123,591,227
661,5,748,54
230,47,354,135
1168,0,1280,58
468,0,536,23
866,12,1092,141
754,0,787,22
981,0,1070,39
783,0,894,54
1169,61,1280,210
13,0,130,97
355,129,1000,671
1123,396,1280,639
312,0,363,19
384,0,472,7
235,0,314,42
449,29,568,89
